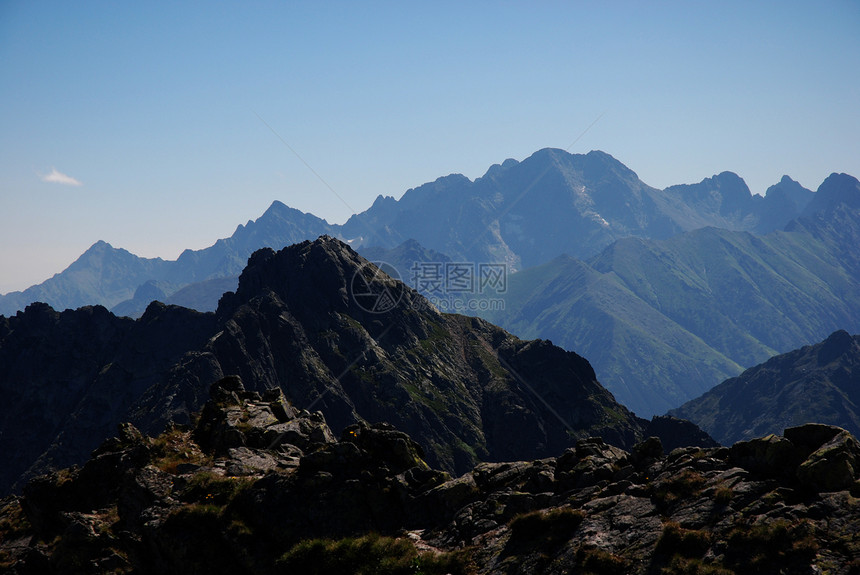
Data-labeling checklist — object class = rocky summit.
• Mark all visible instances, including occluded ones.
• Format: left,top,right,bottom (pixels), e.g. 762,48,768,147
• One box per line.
2,378,859,574
0,236,710,494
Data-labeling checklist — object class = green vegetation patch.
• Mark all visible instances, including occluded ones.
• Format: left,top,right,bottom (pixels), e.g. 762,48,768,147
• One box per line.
712,484,733,506
276,532,474,575
653,469,707,506
576,545,630,575
151,425,211,474
508,507,585,549
655,521,712,558
661,556,735,575
0,497,31,542
724,519,818,572
179,472,255,506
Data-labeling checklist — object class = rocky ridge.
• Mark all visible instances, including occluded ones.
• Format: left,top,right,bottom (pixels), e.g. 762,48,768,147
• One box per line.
0,301,215,493
671,329,860,445
0,236,710,494
2,377,859,574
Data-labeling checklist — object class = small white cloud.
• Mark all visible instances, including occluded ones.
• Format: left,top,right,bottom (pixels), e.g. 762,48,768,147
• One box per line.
40,168,82,187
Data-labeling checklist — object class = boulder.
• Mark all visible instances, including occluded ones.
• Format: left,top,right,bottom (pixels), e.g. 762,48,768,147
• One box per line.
784,423,844,456
194,375,335,456
729,434,799,477
631,436,664,469
796,429,860,492
555,437,630,490
341,422,428,474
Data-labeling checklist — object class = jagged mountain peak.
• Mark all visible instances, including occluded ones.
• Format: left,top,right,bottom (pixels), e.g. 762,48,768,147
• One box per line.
481,157,520,179
582,148,636,169
712,170,746,183
818,329,859,365
260,199,329,222
222,235,425,324
266,198,289,212
2,232,719,491
676,170,751,200
519,147,634,175
229,200,333,237
764,174,811,200
87,239,112,250
479,148,634,183
370,193,397,208
72,240,149,262
659,170,760,228
802,172,860,217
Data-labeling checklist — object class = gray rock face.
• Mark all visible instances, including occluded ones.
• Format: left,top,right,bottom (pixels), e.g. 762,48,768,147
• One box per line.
795,428,860,492
727,423,860,492
191,377,336,480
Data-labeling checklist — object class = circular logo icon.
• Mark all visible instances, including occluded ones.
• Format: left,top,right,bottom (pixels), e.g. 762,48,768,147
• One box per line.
350,261,404,313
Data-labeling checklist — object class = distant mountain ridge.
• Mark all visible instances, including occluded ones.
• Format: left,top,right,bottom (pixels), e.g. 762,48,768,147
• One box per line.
670,330,860,445
478,172,860,416
657,171,814,234
0,202,335,317
341,148,814,269
0,148,816,317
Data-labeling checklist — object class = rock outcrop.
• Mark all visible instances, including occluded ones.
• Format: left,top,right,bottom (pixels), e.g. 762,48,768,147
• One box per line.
0,301,215,493
2,382,859,574
0,236,715,493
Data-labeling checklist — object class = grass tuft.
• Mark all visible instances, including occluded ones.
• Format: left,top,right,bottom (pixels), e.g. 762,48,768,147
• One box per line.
276,533,474,575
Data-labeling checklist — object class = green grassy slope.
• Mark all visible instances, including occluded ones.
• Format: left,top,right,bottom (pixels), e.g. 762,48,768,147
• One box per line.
479,175,860,416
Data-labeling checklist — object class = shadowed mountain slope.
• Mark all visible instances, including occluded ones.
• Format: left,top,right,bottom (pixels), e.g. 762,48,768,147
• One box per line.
0,237,712,494
670,330,860,445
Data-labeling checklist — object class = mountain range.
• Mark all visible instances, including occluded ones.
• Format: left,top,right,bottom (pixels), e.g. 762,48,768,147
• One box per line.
4,148,860,572
340,149,814,267
0,203,334,317
0,148,814,319
479,172,860,416
2,148,856,420
0,236,712,495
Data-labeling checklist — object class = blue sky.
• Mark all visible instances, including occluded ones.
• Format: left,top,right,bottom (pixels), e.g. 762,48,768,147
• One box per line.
1,1,859,294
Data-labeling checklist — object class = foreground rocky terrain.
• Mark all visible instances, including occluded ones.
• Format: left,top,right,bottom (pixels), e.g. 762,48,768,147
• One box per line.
2,377,859,574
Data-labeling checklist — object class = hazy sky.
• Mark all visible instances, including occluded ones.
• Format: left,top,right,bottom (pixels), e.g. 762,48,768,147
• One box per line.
1,1,859,294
